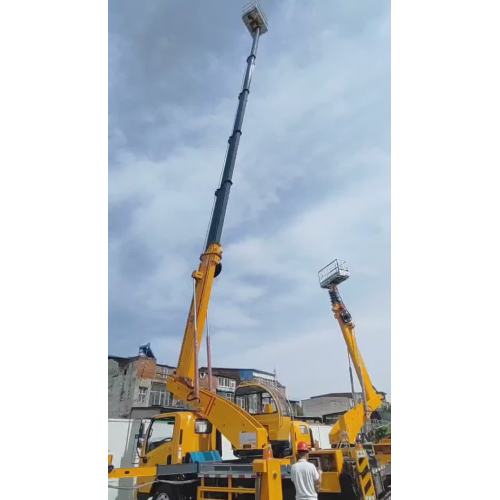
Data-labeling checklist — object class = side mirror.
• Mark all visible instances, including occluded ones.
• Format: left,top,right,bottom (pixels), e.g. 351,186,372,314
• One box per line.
137,437,144,449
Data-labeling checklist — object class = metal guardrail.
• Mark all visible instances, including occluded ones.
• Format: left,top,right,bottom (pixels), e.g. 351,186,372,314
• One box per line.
318,259,350,288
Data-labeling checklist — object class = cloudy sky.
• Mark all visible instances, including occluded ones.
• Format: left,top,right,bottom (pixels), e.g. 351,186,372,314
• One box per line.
109,0,390,400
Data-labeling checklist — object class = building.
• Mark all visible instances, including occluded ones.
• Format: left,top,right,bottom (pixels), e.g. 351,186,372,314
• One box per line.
108,352,182,418
199,366,286,412
200,367,286,416
301,391,388,424
200,366,283,393
288,399,303,417
301,392,362,422
109,346,286,418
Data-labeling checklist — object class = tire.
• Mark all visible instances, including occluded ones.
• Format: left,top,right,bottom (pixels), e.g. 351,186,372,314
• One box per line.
153,484,183,500
152,486,173,500
153,491,170,500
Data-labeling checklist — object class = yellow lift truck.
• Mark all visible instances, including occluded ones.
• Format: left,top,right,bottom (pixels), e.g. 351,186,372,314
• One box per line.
311,259,391,493
234,376,388,499
110,5,291,499
109,5,389,500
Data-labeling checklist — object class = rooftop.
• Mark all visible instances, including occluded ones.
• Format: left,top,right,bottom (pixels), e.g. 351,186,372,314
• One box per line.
108,354,175,369
199,366,276,377
308,392,362,400
307,390,386,400
108,356,274,376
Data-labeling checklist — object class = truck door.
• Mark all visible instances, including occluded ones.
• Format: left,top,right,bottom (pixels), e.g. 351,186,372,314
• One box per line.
137,416,177,495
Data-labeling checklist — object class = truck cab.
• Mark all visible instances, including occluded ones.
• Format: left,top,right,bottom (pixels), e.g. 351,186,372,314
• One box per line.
137,411,217,496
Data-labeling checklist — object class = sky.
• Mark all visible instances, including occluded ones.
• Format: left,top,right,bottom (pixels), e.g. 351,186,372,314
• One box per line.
109,0,390,400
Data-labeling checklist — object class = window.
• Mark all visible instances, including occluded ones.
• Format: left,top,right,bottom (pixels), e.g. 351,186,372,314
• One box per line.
138,386,148,403
155,366,169,380
218,377,236,389
149,390,174,407
146,418,175,453
223,392,234,402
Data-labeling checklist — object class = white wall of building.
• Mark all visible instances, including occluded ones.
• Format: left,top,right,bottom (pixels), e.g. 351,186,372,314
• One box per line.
108,418,143,500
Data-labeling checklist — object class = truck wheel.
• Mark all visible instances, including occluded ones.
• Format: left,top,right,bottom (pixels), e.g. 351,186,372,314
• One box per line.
154,494,170,500
152,485,180,500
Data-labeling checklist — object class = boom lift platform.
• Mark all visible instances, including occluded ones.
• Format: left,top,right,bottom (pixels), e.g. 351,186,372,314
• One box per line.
318,259,350,288
318,258,384,444
315,259,391,493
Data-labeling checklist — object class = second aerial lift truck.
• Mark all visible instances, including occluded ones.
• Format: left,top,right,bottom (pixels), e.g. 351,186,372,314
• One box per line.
109,4,389,499
307,259,391,496
317,259,385,446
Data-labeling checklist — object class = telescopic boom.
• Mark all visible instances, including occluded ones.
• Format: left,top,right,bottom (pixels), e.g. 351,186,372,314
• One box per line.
167,4,271,454
205,27,260,248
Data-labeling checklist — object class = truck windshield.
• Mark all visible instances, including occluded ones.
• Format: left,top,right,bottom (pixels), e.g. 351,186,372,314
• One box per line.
147,418,175,453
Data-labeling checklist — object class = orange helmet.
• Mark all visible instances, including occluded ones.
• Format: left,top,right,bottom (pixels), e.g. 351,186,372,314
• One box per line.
297,441,310,452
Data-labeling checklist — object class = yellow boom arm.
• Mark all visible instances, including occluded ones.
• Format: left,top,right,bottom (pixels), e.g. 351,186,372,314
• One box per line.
172,243,221,383
166,243,269,451
327,286,383,445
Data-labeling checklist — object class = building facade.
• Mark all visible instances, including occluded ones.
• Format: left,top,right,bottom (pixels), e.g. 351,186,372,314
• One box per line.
108,354,182,418
109,349,285,418
301,391,387,423
301,392,361,422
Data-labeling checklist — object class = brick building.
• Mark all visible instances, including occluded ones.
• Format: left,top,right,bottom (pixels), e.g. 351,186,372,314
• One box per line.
108,353,182,418
108,347,286,418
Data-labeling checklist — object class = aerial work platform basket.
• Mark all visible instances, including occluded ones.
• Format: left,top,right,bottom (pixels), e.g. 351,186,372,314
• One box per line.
318,259,350,289
242,2,269,35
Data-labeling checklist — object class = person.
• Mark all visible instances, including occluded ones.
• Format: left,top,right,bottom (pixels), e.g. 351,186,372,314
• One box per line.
290,441,321,500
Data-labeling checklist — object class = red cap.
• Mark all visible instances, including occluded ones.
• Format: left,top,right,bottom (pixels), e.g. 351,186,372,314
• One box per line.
297,441,310,452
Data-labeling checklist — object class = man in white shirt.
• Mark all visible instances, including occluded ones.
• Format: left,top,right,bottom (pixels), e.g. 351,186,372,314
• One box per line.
290,441,321,500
